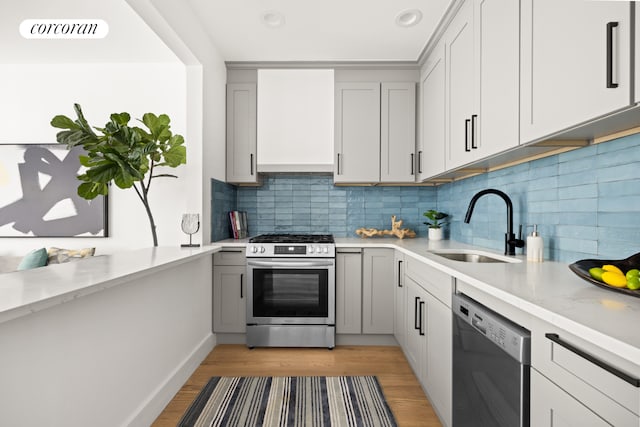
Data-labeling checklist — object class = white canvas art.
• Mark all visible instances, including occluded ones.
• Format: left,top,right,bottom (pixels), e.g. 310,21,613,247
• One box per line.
0,144,107,237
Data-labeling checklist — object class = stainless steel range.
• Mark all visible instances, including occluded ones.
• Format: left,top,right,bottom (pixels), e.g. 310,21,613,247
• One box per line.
245,234,336,349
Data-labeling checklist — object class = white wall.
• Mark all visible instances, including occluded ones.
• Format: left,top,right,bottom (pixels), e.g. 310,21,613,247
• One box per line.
127,0,227,246
0,62,190,254
0,0,229,253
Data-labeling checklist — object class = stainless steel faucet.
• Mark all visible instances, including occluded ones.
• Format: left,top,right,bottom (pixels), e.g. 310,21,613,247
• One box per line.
464,189,525,256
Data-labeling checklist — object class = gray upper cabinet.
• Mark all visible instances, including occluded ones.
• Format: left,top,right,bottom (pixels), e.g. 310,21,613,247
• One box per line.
334,80,416,184
226,83,258,184
419,40,446,180
520,0,632,144
334,82,381,183
381,82,416,183
445,0,520,170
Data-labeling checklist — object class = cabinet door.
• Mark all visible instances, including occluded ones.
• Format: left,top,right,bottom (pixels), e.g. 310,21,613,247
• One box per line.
445,0,475,170
520,0,631,143
404,277,427,377
419,40,446,180
393,252,406,349
336,252,362,334
531,369,611,427
226,83,258,184
424,291,452,427
334,82,381,183
362,249,394,334
212,265,246,333
475,0,519,157
380,82,416,183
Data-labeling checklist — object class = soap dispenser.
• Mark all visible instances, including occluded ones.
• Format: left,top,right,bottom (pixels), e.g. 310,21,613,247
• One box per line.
527,225,544,262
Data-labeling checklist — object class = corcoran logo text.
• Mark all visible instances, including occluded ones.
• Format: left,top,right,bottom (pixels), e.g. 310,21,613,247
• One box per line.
20,19,109,39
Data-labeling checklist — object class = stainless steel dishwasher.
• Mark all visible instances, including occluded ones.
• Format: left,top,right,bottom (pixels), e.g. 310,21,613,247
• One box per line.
452,293,531,427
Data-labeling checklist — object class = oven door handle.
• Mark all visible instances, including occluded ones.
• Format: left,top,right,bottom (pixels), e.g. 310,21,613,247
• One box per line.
247,260,334,268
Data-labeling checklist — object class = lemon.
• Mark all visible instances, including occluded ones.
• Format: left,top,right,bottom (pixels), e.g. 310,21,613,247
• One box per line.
589,267,605,282
602,264,624,275
601,271,628,288
627,276,640,290
625,268,640,280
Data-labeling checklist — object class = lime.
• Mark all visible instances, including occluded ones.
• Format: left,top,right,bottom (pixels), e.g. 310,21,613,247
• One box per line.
625,268,640,280
602,264,624,275
589,267,605,282
627,276,640,290
602,271,628,288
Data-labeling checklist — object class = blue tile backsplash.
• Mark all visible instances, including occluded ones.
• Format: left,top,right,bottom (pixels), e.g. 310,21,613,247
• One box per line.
235,175,437,238
212,132,640,264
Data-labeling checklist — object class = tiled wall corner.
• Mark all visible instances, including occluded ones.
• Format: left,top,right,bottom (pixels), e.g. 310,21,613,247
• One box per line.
211,178,237,242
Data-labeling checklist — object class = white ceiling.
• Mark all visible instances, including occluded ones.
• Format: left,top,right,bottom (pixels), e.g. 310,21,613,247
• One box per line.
184,0,453,62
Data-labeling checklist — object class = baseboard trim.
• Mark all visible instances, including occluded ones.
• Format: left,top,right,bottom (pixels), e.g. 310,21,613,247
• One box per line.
125,333,217,427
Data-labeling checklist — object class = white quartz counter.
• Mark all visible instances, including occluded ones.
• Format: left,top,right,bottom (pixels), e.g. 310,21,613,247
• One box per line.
0,246,221,325
220,237,640,364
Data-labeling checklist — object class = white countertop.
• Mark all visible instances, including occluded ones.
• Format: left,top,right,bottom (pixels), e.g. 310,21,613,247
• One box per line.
0,246,221,324
221,236,640,364
348,238,640,363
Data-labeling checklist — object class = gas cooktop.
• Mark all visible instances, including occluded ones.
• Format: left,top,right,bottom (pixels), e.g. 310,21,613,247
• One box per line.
249,234,335,244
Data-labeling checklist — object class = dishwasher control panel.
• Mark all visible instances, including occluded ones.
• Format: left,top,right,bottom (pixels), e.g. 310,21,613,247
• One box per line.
453,292,531,364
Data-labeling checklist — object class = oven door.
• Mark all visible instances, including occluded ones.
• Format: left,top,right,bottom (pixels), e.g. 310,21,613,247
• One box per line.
246,258,335,325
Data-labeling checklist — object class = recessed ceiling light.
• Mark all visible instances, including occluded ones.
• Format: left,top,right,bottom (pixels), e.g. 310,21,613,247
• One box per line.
395,9,423,28
261,11,285,29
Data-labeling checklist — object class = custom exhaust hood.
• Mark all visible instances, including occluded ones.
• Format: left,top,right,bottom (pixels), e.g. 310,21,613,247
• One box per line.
257,69,334,173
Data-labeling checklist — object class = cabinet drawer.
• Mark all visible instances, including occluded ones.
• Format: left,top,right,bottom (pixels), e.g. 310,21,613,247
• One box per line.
532,321,640,422
405,255,452,307
213,250,246,266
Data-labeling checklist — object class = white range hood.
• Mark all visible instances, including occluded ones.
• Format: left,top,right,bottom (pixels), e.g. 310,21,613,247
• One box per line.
257,69,334,173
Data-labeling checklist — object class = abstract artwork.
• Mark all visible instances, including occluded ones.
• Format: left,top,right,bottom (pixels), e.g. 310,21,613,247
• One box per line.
0,144,108,237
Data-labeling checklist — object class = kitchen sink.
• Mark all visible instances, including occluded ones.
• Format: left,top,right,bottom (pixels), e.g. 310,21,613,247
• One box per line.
430,249,521,264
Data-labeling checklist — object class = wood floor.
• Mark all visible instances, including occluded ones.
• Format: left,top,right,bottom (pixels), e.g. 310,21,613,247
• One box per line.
152,344,441,427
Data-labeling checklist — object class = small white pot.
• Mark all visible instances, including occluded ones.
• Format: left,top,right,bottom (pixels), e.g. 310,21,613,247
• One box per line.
428,227,443,241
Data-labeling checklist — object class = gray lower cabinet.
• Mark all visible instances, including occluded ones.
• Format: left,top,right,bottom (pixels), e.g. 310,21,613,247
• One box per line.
213,251,246,333
362,248,394,334
531,370,611,427
404,255,453,427
336,250,363,334
393,251,406,349
336,248,394,335
530,318,640,426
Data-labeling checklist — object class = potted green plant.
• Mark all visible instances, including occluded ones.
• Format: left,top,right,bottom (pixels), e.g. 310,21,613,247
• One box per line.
51,103,186,247
423,209,449,240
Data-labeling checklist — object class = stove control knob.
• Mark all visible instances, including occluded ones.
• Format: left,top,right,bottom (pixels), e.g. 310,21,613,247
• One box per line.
315,246,322,254
259,246,265,253
323,246,329,254
250,246,258,254
308,246,314,254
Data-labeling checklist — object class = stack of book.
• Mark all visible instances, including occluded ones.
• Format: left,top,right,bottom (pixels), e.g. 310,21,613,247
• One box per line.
228,211,248,239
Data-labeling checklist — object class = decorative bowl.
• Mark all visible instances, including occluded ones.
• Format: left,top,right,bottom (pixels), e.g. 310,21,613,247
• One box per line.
569,252,640,298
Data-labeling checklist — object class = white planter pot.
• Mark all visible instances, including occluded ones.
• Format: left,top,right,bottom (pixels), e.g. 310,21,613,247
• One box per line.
428,227,443,240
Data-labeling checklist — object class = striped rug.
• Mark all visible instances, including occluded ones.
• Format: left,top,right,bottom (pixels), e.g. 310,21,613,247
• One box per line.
177,376,398,427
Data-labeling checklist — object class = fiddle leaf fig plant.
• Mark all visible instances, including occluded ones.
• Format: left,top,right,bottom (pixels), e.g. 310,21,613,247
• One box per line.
423,210,449,229
51,103,186,247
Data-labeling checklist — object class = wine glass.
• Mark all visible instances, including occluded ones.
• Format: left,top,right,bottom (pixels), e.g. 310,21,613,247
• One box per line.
181,213,200,247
